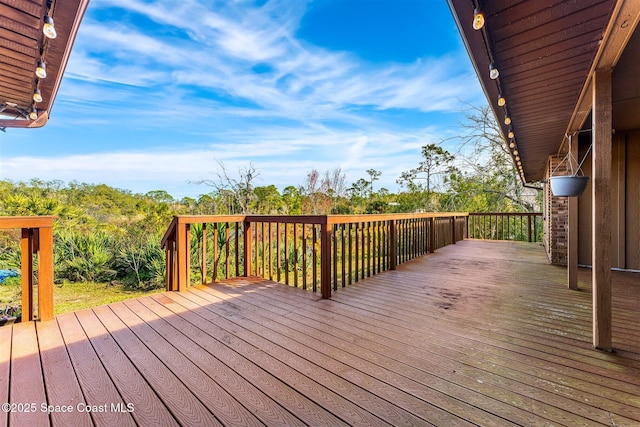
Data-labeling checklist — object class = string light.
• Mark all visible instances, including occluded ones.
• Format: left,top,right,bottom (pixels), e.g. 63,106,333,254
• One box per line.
513,149,519,156
472,8,485,30
504,115,511,125
508,130,514,139
33,89,42,103
29,107,38,120
35,61,47,79
509,141,515,149
497,93,506,107
43,15,57,39
489,63,499,79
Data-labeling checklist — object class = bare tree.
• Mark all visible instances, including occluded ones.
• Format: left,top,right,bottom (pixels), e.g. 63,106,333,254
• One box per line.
194,160,259,214
442,105,541,211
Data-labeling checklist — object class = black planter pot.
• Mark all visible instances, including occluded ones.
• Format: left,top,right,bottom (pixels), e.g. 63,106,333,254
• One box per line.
549,176,589,197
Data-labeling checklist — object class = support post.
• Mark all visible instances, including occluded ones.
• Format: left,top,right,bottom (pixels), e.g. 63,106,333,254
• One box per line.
38,226,54,321
176,222,190,292
592,68,613,351
568,141,579,291
243,220,252,276
389,220,397,270
320,222,332,299
21,229,34,321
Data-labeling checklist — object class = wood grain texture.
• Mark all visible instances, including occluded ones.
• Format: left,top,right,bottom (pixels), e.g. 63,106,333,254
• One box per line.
84,305,219,427
5,240,640,426
9,322,48,427
592,67,613,350
36,320,92,427
106,301,269,427
70,308,177,427
56,312,138,427
0,326,11,427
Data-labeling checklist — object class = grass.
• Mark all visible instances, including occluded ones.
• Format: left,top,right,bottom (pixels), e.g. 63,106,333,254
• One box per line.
0,279,163,316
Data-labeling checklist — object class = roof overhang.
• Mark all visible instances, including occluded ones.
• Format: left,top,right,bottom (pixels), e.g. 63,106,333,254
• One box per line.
0,0,89,129
448,0,640,182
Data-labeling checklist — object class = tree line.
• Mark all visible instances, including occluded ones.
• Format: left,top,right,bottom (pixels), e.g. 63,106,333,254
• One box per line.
0,106,540,290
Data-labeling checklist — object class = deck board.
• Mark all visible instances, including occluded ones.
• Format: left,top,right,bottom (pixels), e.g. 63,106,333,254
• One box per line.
0,326,11,427
36,320,92,427
1,240,639,426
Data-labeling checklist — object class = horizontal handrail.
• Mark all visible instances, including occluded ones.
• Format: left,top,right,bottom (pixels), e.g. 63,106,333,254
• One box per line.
0,216,55,321
162,213,469,298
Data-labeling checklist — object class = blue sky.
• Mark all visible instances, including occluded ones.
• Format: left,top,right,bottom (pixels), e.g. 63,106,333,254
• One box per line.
0,0,485,199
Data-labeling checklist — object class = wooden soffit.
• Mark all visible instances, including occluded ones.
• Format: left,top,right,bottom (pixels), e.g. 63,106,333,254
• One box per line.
0,0,89,129
448,0,619,182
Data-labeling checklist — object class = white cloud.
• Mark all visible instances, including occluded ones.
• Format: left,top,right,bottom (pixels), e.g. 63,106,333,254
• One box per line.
7,0,486,197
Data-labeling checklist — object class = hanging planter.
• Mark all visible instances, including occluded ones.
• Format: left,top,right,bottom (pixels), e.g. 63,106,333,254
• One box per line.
549,133,591,197
549,175,589,197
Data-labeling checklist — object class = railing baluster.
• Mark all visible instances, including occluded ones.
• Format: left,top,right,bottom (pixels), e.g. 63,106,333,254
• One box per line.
355,222,360,282
284,223,289,285
333,224,338,290
348,223,353,284
312,224,318,292
276,222,281,283
202,223,207,284
294,223,299,288
225,223,230,279
268,222,273,280
302,224,307,290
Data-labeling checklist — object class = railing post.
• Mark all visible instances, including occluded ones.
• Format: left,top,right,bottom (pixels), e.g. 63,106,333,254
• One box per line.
243,219,252,276
320,221,332,299
21,228,34,321
165,243,173,291
38,226,54,321
429,217,436,253
527,215,533,243
176,222,189,292
389,219,397,270
451,216,457,244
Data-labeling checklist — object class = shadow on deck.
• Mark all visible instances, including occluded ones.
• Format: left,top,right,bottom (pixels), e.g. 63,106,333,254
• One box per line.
1,240,639,426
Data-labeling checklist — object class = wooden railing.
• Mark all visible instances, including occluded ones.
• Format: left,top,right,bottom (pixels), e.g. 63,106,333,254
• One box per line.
466,212,543,242
161,213,468,298
0,216,55,321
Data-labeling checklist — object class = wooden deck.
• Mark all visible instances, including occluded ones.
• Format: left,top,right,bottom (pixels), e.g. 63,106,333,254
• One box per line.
1,240,640,426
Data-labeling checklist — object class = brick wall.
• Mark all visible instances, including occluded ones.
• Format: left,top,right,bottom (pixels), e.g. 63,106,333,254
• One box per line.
543,154,570,265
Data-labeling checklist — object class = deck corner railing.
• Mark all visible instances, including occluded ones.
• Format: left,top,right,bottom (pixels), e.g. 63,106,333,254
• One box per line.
0,216,55,321
161,213,468,299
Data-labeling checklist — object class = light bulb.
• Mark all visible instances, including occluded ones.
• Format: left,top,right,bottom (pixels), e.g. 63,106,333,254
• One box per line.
43,16,57,39
489,63,499,80
473,8,485,30
508,130,514,139
497,94,506,107
513,149,519,156
504,116,511,125
515,156,520,161
35,61,47,79
33,89,42,103
29,108,38,120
